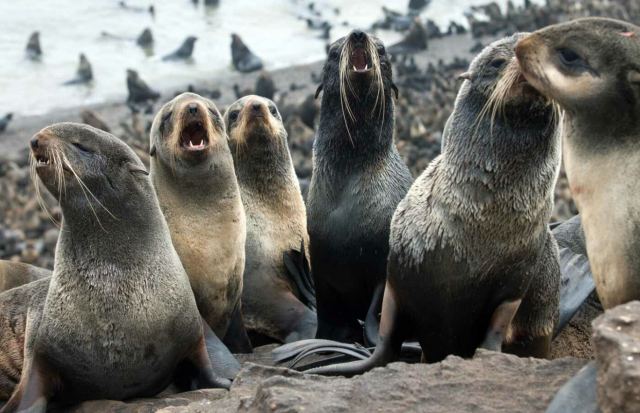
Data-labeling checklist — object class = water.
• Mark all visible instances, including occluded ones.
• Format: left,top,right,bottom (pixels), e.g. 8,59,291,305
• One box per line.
0,0,535,116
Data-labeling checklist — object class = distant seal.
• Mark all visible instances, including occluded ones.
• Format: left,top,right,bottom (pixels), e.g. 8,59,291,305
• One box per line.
254,72,276,100
308,30,412,343
307,33,561,375
516,17,640,309
231,34,264,73
25,32,41,60
0,261,49,294
126,69,160,104
136,28,153,48
63,53,92,85
163,36,197,61
224,95,316,343
0,113,13,134
80,109,110,133
0,123,229,412
149,93,251,353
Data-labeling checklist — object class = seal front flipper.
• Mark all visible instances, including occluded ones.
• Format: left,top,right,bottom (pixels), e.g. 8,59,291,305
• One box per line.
545,361,600,413
185,335,232,390
480,299,522,352
552,215,595,336
222,302,253,354
283,242,316,311
201,317,241,380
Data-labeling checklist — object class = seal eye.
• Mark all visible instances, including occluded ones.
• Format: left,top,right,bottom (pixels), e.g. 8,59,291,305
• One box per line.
269,106,278,117
377,46,386,56
557,48,583,66
72,142,92,154
229,110,239,123
490,58,506,69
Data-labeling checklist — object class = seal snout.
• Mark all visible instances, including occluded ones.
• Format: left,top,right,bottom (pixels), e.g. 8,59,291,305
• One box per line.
30,131,55,168
179,101,210,152
347,30,373,73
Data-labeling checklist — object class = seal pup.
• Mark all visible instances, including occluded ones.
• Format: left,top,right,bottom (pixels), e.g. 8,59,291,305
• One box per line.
162,36,197,61
0,114,12,134
0,123,229,413
224,95,316,343
231,34,263,73
306,33,561,375
126,69,160,104
25,32,41,60
149,92,251,353
63,54,92,85
307,30,412,343
0,261,49,294
516,17,640,310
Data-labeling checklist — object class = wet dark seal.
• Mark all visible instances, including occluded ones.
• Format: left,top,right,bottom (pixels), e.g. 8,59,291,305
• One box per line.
224,95,316,344
0,123,229,412
307,30,412,343
231,34,264,73
307,33,562,376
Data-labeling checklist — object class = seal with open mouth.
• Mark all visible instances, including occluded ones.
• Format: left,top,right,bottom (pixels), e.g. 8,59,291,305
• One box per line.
305,33,562,376
149,92,251,353
0,123,229,412
224,95,317,344
307,30,413,344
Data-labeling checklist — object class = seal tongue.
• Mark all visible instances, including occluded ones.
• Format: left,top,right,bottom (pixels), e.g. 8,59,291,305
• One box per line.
351,49,368,72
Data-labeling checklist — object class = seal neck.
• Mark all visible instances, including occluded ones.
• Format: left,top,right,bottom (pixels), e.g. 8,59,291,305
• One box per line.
315,88,395,167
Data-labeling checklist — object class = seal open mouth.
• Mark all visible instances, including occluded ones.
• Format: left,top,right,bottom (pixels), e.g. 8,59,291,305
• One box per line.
350,47,372,73
35,153,51,168
180,120,209,152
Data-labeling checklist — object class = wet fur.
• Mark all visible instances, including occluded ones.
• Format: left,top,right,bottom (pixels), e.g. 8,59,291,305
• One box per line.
150,93,246,341
516,18,640,309
307,32,413,342
224,95,316,343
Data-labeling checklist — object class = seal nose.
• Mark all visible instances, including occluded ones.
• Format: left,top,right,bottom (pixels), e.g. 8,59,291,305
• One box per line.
30,136,39,149
351,30,366,42
251,102,262,113
188,103,198,115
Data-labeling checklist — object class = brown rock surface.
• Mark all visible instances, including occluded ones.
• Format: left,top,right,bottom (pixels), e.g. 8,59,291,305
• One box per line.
593,301,640,413
60,348,585,413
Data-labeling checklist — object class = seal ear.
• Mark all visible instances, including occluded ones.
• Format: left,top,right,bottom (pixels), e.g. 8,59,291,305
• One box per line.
315,84,323,99
149,144,156,157
458,71,474,81
391,84,399,100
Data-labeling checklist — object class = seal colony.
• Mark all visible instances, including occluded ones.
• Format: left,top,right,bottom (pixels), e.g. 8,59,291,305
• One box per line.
307,30,412,344
149,92,251,353
224,95,317,344
0,123,229,412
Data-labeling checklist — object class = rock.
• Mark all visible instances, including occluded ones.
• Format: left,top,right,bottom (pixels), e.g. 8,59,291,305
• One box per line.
593,301,640,413
552,291,602,360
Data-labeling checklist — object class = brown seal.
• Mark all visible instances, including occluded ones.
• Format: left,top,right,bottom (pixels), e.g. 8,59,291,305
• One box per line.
149,92,251,353
0,261,49,294
516,18,640,310
0,123,229,412
224,95,316,343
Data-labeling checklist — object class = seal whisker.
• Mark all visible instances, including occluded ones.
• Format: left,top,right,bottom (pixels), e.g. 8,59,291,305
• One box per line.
29,150,60,227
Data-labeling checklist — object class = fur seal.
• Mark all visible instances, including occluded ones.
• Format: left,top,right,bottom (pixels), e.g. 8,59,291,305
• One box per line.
126,69,160,104
25,32,41,60
223,95,316,343
0,261,49,294
516,17,640,310
0,123,229,412
63,53,92,85
136,28,153,48
163,36,197,61
306,33,561,375
254,72,276,100
0,114,12,134
231,34,263,73
149,92,251,353
308,30,412,343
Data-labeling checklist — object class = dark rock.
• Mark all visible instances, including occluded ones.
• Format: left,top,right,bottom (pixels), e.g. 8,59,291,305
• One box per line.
593,301,640,413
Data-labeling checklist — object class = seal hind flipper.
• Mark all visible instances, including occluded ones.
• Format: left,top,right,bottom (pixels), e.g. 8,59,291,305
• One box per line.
552,215,595,336
545,362,600,413
272,339,365,363
304,282,406,377
283,243,316,311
